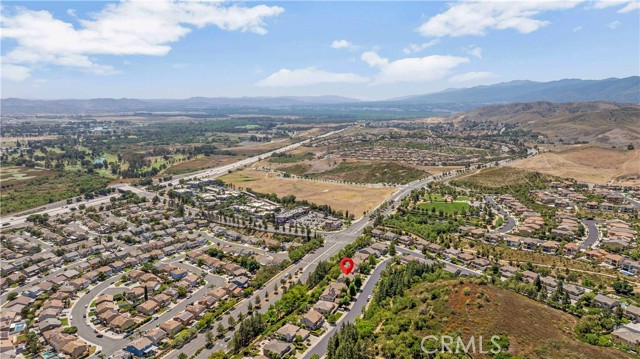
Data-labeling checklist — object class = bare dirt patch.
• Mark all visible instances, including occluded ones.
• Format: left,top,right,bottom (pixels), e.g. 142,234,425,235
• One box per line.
219,169,395,217
511,146,640,185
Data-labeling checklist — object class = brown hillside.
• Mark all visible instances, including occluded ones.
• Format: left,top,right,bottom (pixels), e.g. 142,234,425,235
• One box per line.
458,102,640,146
411,281,631,359
512,146,640,185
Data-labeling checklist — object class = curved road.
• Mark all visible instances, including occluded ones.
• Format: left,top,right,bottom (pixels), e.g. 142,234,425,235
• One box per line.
485,195,517,234
70,261,225,356
579,219,600,250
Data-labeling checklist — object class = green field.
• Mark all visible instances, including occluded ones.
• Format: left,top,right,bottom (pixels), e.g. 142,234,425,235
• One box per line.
417,201,470,213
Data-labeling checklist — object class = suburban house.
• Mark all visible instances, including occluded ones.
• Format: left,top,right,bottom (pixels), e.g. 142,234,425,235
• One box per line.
300,309,325,330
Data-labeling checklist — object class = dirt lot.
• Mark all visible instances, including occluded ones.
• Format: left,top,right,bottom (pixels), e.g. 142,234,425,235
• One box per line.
511,146,640,185
219,169,396,217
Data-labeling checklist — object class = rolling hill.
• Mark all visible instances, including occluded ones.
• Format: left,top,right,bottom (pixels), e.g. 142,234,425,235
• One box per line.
458,101,640,146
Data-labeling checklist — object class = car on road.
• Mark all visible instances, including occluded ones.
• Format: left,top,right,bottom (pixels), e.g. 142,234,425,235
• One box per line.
224,336,231,342
367,295,371,301
96,334,103,338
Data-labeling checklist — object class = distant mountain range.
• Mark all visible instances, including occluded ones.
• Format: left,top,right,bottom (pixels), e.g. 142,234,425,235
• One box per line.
0,95,360,115
391,76,639,105
1,76,638,115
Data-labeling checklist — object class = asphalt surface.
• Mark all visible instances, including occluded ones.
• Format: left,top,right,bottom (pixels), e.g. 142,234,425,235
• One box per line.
70,260,225,356
1,132,536,358
485,195,517,234
303,258,391,359
579,219,600,250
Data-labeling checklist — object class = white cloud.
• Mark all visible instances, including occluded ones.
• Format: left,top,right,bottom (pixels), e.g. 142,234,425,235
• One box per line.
608,20,622,29
331,39,354,49
1,1,284,80
591,0,639,12
1,64,31,81
256,67,369,87
361,51,389,68
361,51,469,84
618,1,640,13
449,71,496,82
591,0,630,9
466,45,482,59
572,26,582,32
417,1,581,37
402,39,440,54
66,9,76,17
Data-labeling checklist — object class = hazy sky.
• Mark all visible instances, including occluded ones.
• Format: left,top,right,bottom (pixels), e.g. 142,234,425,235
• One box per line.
1,0,639,100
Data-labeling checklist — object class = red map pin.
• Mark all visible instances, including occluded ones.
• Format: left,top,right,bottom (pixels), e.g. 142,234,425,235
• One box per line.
340,257,354,275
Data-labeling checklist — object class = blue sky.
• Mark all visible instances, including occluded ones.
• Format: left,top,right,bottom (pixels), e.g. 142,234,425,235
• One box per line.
1,1,639,100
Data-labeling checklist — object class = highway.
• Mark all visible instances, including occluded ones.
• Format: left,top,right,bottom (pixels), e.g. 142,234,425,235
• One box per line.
0,128,344,229
1,130,533,358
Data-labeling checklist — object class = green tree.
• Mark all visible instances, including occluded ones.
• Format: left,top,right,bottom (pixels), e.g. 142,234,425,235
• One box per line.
177,286,188,298
353,275,363,289
25,331,42,354
389,242,396,256
613,279,634,296
205,330,215,348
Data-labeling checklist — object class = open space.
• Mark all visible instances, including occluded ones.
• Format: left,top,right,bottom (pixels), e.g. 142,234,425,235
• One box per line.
511,146,640,185
219,168,396,217
165,155,244,175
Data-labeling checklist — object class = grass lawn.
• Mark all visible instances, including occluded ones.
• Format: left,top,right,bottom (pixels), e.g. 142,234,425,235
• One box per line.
425,193,470,202
60,318,69,326
417,201,470,213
